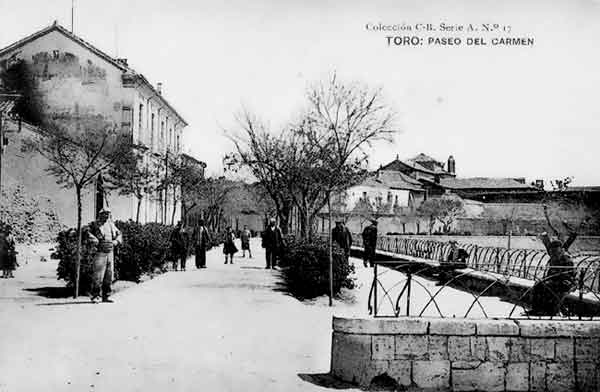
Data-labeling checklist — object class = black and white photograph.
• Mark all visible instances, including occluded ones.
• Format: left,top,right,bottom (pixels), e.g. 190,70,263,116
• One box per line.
0,1,599,391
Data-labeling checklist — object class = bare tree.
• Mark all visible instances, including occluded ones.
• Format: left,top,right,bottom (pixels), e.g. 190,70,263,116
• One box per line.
228,112,296,233
164,154,205,225
109,150,159,223
22,126,133,297
417,196,465,234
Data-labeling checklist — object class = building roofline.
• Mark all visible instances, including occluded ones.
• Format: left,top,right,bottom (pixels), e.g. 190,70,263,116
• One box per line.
181,152,206,168
0,21,188,126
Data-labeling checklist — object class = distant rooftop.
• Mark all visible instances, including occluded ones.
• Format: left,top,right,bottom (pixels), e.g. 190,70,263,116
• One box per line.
361,170,424,191
437,177,537,190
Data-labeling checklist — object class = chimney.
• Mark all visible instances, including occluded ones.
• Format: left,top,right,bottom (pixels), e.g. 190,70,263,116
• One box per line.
513,177,526,184
535,179,544,189
447,155,456,174
396,154,399,161
157,82,163,95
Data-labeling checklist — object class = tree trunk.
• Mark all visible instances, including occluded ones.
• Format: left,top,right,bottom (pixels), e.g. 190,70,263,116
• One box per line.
328,192,333,307
171,186,177,225
298,208,309,239
75,185,83,298
136,195,142,224
277,203,292,235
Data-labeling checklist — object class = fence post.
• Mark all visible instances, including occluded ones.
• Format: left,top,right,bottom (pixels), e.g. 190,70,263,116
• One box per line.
373,263,378,317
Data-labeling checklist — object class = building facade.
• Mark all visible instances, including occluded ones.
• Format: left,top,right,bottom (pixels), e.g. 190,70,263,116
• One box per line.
0,21,188,227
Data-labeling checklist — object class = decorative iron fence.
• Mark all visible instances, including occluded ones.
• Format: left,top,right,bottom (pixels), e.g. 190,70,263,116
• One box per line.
351,234,600,294
366,260,600,320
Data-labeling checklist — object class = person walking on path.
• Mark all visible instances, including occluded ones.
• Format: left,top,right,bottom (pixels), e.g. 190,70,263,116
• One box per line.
0,225,17,279
169,221,189,271
87,208,122,303
240,225,252,258
193,219,211,269
223,227,238,264
332,220,352,261
361,219,378,268
262,218,283,269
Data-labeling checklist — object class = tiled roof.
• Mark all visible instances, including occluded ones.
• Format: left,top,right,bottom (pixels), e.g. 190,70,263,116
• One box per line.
382,154,453,176
438,177,536,190
361,170,424,191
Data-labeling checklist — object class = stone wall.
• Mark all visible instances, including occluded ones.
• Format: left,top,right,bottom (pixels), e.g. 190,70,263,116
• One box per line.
331,317,600,391
0,183,64,243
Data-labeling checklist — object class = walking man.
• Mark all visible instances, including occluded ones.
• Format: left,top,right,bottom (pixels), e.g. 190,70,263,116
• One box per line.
361,219,378,267
262,218,283,269
241,225,252,258
193,219,211,269
169,221,189,271
332,220,352,261
0,225,17,279
88,208,122,303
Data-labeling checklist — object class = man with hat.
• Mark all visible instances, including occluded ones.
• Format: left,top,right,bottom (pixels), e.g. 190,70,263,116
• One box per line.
192,219,211,269
361,219,378,268
88,208,122,303
332,220,353,261
262,218,283,269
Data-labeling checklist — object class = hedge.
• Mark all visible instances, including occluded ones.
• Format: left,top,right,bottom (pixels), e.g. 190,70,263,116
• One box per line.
278,235,355,299
55,220,174,294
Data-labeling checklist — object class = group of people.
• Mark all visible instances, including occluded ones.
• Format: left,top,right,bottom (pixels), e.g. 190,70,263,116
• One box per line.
169,221,255,269
0,225,18,279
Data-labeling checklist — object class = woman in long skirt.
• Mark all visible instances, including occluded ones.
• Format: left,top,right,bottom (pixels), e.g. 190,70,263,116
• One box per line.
223,227,238,264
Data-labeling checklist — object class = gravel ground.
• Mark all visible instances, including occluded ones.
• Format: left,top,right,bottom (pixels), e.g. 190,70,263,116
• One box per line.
0,239,525,392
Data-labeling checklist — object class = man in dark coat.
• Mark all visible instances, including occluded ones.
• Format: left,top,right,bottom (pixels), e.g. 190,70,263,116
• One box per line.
169,221,189,271
0,225,17,279
530,231,577,315
262,218,283,269
438,240,469,284
332,220,353,261
362,219,378,267
193,219,211,269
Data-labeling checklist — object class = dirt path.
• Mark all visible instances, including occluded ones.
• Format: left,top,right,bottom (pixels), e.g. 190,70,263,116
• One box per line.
0,240,360,392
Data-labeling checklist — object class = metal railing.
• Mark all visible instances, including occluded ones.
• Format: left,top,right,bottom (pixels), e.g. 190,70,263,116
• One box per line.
351,233,600,294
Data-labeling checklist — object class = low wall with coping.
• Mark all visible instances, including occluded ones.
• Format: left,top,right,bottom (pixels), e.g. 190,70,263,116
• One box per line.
331,317,600,391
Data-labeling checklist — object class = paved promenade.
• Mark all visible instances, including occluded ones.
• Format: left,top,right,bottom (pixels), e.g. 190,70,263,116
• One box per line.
0,240,361,392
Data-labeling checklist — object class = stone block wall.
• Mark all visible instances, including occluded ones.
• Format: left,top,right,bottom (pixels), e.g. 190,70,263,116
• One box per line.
331,317,600,391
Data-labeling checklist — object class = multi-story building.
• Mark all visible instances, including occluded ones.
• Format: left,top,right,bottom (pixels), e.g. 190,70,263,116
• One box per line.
0,21,188,227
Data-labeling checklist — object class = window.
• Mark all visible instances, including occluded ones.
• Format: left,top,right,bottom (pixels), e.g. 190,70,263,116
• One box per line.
161,121,165,150
176,134,180,152
138,104,143,134
150,113,155,150
121,106,132,137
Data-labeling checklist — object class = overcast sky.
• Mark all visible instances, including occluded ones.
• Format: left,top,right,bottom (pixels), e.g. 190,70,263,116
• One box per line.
1,0,599,185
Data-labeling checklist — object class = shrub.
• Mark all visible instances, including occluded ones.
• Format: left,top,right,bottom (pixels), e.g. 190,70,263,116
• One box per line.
115,221,173,280
55,227,97,293
55,220,174,294
278,235,355,299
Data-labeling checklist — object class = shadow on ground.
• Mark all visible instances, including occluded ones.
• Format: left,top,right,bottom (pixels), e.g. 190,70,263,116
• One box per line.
23,286,72,299
297,373,356,390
